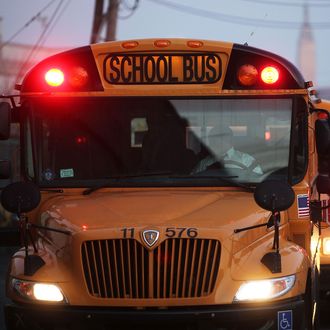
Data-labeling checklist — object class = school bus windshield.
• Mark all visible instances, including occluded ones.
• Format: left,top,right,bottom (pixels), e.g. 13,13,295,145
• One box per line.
28,97,307,187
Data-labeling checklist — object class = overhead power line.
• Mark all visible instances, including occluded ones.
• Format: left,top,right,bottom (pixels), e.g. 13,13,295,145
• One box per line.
148,0,330,29
119,0,140,19
35,0,72,51
0,0,58,50
240,0,330,7
15,0,68,82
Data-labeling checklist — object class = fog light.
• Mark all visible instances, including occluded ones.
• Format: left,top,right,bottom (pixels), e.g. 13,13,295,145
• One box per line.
234,275,295,302
12,278,66,303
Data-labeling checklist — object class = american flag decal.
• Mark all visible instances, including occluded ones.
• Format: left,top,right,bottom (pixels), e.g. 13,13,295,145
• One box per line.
297,194,309,218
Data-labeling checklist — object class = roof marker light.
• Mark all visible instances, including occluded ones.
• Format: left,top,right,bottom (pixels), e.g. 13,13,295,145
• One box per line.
261,66,279,84
154,39,171,48
122,41,139,49
45,68,64,87
187,40,203,48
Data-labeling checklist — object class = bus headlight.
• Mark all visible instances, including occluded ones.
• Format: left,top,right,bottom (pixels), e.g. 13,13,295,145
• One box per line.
234,275,295,302
12,278,66,303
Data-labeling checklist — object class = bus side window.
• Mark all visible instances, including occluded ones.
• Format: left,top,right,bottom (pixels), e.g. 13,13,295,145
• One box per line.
131,118,148,148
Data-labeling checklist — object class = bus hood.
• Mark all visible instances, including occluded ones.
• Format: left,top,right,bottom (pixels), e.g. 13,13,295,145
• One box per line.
39,189,270,236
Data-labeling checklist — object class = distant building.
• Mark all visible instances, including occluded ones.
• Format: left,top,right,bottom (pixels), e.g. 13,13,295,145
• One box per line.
297,4,316,84
296,5,330,99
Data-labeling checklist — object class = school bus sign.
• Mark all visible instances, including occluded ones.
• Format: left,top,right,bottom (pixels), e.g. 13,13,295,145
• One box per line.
103,53,222,84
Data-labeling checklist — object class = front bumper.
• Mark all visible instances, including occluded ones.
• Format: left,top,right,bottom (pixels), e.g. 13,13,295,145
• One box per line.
5,297,304,330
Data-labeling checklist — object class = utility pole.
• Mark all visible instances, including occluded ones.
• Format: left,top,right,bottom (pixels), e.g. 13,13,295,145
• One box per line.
90,0,120,43
105,0,119,42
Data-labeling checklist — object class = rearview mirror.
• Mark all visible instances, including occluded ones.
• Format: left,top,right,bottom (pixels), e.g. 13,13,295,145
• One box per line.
0,102,11,140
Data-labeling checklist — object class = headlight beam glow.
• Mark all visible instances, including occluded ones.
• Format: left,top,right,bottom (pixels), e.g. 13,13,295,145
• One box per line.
234,275,295,302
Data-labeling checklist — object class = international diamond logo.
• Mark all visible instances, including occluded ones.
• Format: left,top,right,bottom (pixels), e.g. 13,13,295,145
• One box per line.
142,229,159,247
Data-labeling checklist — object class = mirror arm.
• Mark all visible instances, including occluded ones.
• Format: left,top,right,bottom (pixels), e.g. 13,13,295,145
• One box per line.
260,210,282,274
272,211,280,253
18,212,45,276
233,214,274,233
233,221,269,234
16,214,70,276
30,223,71,235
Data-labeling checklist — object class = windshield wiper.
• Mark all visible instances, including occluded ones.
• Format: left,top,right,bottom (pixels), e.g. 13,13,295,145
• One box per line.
82,171,174,195
83,172,254,195
39,188,64,193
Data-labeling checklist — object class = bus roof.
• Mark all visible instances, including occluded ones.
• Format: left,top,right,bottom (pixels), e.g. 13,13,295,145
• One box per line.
19,38,306,97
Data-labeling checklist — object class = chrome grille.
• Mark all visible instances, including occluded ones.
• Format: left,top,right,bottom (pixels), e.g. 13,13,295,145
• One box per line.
82,238,221,299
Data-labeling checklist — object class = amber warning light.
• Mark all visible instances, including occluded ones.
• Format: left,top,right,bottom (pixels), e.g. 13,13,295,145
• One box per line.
237,64,258,86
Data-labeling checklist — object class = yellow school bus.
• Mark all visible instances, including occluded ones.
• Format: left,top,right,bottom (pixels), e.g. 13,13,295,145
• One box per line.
0,38,327,330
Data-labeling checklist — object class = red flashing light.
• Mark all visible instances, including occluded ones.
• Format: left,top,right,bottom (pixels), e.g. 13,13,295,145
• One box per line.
82,225,88,231
45,68,64,87
265,131,271,141
317,112,329,120
261,66,279,84
75,136,87,144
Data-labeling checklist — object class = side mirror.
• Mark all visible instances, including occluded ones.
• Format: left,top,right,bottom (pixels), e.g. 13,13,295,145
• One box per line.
0,102,11,140
1,181,41,214
254,180,295,212
1,182,44,273
254,180,295,274
0,160,11,179
0,182,40,246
